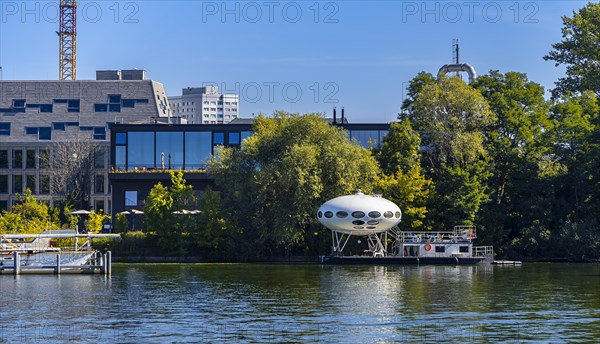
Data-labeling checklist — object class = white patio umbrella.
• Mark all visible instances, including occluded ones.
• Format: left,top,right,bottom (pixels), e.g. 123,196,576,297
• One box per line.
67,209,92,215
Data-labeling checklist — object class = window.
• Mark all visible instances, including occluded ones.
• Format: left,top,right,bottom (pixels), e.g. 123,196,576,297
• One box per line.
0,150,8,168
93,127,106,140
95,149,106,168
53,122,66,131
435,246,445,253
156,132,184,169
0,123,10,136
336,211,348,218
128,132,154,169
0,201,7,212
95,200,105,213
25,127,38,135
228,132,240,145
125,191,138,207
122,99,135,108
459,246,469,253
13,150,23,169
67,99,80,112
13,175,23,194
40,104,53,113
95,175,105,194
115,132,127,145
368,211,381,218
0,175,7,194
108,95,121,104
26,150,36,169
116,146,126,170
40,175,50,194
185,132,212,170
108,104,121,113
38,127,51,140
352,211,366,218
26,175,36,193
241,131,252,142
134,99,149,104
13,99,25,108
213,132,225,146
95,104,108,112
39,149,49,169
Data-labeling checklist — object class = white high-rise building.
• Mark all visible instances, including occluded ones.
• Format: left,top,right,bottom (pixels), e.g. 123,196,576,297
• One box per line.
168,86,239,124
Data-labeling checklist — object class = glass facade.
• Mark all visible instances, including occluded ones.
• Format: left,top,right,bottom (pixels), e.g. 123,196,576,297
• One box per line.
111,125,390,172
156,132,183,169
128,132,154,169
115,129,242,171
185,132,212,170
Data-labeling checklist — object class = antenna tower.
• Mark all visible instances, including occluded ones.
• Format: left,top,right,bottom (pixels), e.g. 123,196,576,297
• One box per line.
452,39,460,78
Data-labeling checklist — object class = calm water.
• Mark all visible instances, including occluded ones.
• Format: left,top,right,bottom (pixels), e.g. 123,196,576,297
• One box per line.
0,263,599,343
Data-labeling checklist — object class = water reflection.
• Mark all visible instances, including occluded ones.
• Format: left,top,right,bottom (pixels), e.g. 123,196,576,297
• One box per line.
0,263,598,343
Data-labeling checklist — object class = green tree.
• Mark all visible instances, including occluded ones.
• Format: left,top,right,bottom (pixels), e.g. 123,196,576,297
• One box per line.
192,189,240,259
10,189,51,233
375,121,421,175
409,76,495,228
375,120,432,230
209,112,380,257
85,210,109,233
144,171,196,255
115,213,130,233
399,71,437,122
473,71,555,252
545,3,600,97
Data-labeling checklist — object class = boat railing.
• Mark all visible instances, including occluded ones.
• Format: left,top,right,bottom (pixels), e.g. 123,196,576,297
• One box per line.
473,246,494,257
395,230,475,243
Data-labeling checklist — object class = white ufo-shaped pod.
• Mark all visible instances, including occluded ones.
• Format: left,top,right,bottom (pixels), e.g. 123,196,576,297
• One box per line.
317,192,402,235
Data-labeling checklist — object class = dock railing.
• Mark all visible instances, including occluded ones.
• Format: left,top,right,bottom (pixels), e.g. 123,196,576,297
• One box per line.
473,246,494,257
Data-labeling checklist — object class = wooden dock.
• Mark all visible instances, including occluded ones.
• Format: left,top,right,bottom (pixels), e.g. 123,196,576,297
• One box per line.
0,251,113,275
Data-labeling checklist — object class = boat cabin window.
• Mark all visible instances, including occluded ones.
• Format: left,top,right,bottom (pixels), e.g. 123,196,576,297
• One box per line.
459,246,469,253
435,246,445,253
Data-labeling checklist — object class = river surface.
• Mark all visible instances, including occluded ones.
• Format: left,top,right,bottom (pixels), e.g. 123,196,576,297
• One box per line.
0,263,599,343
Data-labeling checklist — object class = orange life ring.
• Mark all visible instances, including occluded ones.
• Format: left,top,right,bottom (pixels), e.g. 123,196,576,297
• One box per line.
424,243,432,251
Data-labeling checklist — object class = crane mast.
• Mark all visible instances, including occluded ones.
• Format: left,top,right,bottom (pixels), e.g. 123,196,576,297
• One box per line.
58,0,77,80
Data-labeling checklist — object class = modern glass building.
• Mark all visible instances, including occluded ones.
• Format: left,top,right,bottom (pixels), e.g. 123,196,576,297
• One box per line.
108,121,391,218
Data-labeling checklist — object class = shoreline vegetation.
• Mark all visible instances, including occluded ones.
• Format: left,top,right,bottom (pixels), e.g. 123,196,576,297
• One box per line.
2,4,600,262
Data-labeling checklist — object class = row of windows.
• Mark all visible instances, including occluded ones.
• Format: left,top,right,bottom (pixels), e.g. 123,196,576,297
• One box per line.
94,95,149,113
0,174,107,195
114,130,251,170
1,99,81,113
0,149,107,170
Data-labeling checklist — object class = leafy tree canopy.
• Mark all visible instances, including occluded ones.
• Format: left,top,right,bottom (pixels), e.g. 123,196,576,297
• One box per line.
209,112,380,254
545,3,600,97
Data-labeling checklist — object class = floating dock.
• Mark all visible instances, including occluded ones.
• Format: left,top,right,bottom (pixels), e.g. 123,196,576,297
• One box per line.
0,251,113,275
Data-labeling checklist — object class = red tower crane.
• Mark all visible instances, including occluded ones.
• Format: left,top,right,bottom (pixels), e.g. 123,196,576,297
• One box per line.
58,0,77,80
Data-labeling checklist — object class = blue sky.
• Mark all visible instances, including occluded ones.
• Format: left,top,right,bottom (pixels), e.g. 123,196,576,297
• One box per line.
0,1,590,122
